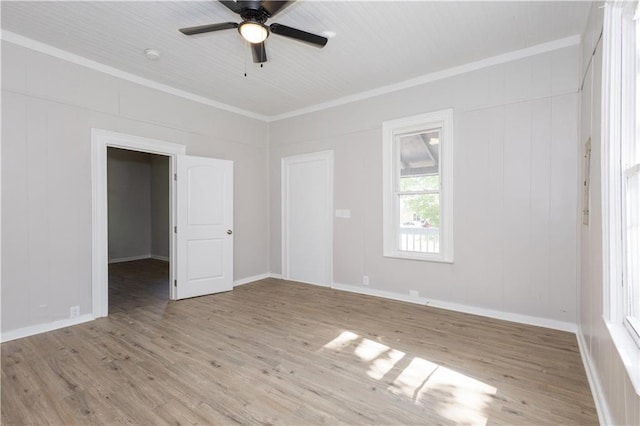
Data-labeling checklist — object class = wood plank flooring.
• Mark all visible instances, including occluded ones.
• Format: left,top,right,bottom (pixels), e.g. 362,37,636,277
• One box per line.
2,260,598,425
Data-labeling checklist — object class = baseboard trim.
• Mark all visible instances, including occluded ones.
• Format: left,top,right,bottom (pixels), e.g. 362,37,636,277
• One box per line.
233,273,284,287
108,255,151,264
288,278,331,287
576,327,613,426
234,273,272,287
427,299,577,333
330,282,577,333
1,314,95,343
108,254,169,264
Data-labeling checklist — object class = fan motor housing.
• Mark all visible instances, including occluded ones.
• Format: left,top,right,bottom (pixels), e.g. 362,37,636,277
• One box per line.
240,8,269,24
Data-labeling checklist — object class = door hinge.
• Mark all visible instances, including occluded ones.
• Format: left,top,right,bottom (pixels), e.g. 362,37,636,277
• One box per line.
174,226,177,233
174,280,177,287
174,173,177,181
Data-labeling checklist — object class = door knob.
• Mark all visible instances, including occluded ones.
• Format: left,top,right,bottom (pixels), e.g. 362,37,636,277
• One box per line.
227,229,233,235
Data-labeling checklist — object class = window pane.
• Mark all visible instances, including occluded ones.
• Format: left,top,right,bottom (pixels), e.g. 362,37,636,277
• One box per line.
398,129,440,191
400,175,440,192
627,170,640,318
636,12,640,166
398,194,440,253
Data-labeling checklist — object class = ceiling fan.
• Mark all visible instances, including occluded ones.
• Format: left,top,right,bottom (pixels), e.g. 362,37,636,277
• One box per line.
179,0,328,63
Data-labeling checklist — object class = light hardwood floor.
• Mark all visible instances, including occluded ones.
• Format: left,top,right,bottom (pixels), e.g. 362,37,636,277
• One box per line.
2,259,597,425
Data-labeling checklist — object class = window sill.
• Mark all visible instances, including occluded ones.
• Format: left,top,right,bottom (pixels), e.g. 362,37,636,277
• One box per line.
383,252,453,264
605,319,640,396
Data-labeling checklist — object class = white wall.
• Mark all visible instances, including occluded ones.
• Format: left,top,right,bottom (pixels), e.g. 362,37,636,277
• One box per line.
150,154,169,259
269,44,580,328
107,148,152,261
578,4,640,424
1,41,269,334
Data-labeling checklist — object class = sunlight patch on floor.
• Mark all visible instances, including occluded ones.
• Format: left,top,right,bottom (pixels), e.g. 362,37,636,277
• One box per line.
390,358,497,425
367,348,405,380
354,337,390,362
323,331,359,350
322,330,497,425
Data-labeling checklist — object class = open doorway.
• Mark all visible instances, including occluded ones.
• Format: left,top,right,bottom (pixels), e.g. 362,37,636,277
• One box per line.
107,148,170,313
92,129,234,318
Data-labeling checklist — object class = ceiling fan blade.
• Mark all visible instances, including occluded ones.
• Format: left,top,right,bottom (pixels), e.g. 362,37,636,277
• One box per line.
260,1,293,17
218,1,242,13
269,23,327,47
251,41,268,63
179,22,238,36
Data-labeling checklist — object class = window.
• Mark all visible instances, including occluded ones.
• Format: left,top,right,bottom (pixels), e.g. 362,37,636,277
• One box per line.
604,1,640,350
382,109,453,262
622,1,640,345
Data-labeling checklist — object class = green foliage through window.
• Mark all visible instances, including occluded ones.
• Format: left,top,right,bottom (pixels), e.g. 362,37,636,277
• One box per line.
399,175,440,227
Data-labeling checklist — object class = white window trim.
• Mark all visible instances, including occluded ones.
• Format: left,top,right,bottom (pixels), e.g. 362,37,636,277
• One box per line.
382,109,454,263
621,1,640,349
602,1,640,395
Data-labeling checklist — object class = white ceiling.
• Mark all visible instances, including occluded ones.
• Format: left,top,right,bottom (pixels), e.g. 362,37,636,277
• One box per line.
2,1,590,118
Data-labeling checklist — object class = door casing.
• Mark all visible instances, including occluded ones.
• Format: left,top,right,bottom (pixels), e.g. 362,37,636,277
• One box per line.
91,129,185,318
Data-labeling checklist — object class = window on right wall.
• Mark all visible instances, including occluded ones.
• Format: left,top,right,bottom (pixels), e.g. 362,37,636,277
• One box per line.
622,1,640,346
604,0,640,350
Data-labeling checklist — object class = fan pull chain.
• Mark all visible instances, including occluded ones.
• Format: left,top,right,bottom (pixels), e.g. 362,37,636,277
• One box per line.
244,45,248,77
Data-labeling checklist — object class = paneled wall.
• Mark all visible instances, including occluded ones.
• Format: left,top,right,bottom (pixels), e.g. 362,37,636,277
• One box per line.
107,148,169,262
107,148,153,261
269,45,580,328
1,41,269,334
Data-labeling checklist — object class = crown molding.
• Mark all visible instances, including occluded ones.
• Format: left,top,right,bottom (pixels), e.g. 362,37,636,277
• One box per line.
267,34,581,122
1,30,269,122
2,30,580,123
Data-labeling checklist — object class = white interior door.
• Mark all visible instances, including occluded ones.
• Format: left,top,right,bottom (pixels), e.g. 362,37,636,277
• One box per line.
282,151,333,286
176,155,233,299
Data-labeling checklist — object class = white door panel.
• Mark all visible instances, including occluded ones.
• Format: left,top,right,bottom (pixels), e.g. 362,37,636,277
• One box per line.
177,155,233,299
188,166,224,225
282,151,333,286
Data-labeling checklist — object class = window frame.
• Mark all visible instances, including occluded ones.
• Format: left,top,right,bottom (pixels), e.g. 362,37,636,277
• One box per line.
382,109,454,263
621,0,640,347
604,0,640,346
602,0,640,394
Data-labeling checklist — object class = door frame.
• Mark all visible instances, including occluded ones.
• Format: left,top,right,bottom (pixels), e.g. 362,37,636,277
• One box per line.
91,129,185,318
281,150,334,286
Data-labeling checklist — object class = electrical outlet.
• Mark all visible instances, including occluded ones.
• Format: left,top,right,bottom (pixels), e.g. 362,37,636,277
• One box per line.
69,306,80,319
363,275,369,286
409,290,419,298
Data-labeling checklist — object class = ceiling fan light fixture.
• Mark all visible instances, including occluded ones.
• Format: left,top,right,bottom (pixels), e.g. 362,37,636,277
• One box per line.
239,21,268,43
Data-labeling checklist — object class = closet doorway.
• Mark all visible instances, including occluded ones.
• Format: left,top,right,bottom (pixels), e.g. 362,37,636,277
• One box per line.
107,148,170,313
91,129,235,318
